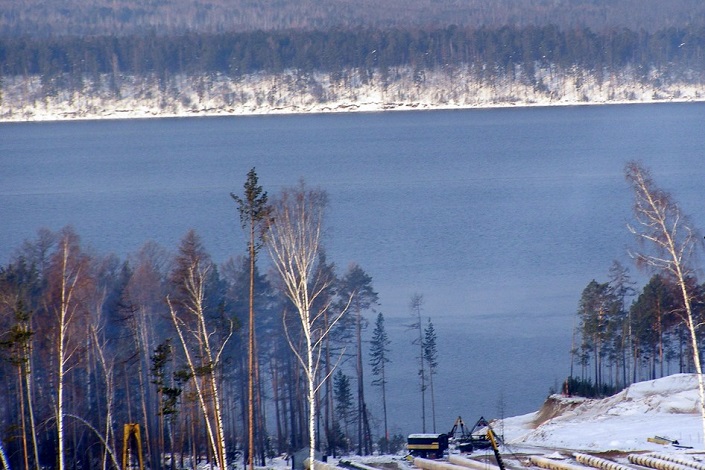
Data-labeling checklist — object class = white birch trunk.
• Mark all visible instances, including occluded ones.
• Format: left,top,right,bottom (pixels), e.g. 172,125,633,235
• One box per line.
307,319,316,470
58,329,65,470
25,343,41,470
676,272,705,445
266,183,356,470
57,240,73,470
168,298,221,468
197,309,228,469
626,161,705,449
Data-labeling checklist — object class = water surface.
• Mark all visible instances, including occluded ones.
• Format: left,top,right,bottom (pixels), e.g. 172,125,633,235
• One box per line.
2,103,705,435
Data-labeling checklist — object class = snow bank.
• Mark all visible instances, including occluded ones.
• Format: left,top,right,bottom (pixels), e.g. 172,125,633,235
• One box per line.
500,374,704,452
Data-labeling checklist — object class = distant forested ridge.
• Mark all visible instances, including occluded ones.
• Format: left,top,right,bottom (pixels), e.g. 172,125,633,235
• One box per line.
2,0,705,37
3,25,705,79
3,23,705,120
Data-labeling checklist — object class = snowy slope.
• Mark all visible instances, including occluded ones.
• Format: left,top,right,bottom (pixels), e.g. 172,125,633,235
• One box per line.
499,374,704,452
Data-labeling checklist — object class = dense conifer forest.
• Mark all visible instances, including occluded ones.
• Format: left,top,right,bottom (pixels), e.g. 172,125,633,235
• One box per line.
2,25,705,80
3,23,705,121
2,0,705,36
4,0,705,121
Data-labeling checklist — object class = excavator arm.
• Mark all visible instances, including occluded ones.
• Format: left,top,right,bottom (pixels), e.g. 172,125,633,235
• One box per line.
486,427,506,470
448,416,468,438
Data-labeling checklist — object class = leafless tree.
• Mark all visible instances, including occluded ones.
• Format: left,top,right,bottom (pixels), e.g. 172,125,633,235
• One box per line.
266,180,350,468
124,241,169,470
11,230,56,470
89,321,120,470
79,256,115,470
44,227,92,470
168,230,233,470
625,160,705,446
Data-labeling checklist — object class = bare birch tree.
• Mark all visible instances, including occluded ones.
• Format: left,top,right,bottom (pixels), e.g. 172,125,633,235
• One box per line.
89,322,121,470
168,230,233,470
266,181,349,468
45,227,91,470
625,160,705,447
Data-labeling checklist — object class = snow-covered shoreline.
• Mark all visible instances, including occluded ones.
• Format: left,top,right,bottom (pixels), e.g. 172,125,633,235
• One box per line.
3,66,705,123
5,96,705,124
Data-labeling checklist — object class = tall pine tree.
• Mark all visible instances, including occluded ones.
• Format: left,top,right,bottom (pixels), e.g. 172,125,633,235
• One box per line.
232,167,272,469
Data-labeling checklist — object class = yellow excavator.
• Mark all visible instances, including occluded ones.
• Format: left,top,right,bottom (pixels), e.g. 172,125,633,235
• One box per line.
485,423,506,470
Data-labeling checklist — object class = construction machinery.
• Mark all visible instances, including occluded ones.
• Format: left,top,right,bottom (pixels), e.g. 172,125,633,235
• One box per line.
406,433,449,459
485,422,506,470
407,416,505,462
122,423,144,470
447,416,498,453
450,417,506,470
447,416,474,453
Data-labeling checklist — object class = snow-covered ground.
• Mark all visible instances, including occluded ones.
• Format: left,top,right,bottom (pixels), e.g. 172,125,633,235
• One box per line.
499,374,704,453
182,375,704,469
266,374,705,470
2,66,705,122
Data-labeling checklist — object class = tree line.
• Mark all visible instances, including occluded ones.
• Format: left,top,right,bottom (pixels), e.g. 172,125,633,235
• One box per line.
2,0,705,38
3,24,705,83
573,264,705,392
571,162,705,421
0,172,447,469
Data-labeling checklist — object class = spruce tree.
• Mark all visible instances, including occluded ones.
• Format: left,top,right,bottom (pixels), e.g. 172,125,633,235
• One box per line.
333,369,353,447
369,312,391,452
423,318,438,432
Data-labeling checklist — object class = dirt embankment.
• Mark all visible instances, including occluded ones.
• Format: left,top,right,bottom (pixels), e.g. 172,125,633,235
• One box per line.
532,395,587,428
